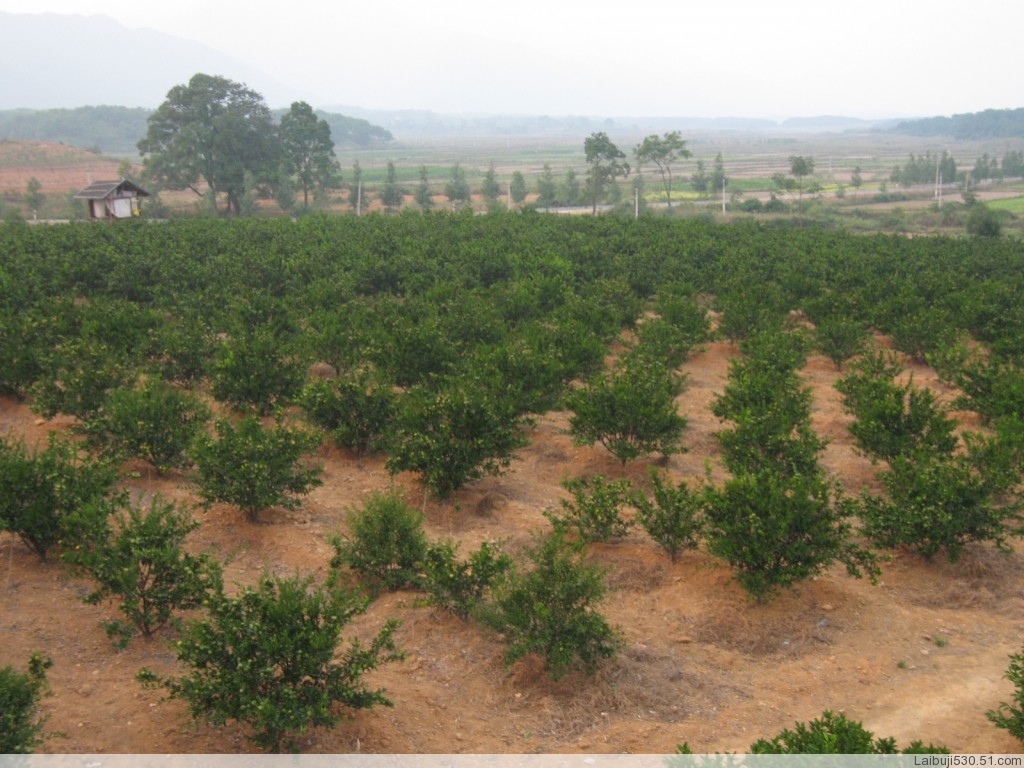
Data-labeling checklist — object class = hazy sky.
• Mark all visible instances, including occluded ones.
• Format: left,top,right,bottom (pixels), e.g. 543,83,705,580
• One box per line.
1,0,1020,118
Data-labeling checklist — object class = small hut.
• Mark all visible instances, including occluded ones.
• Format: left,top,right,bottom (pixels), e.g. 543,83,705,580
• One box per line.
74,179,150,220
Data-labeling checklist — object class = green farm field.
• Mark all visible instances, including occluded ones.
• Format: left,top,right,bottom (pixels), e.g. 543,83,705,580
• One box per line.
4,128,1022,227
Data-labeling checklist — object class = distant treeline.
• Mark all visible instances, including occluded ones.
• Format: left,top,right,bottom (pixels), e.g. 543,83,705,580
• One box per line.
0,105,392,156
893,108,1024,140
270,109,393,147
0,106,151,155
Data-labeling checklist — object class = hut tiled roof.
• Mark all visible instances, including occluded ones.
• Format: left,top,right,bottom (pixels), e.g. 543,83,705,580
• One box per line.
74,179,149,199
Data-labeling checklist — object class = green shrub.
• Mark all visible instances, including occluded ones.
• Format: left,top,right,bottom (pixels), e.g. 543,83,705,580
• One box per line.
83,378,210,473
545,474,634,542
139,574,402,752
191,415,323,522
0,433,118,561
836,359,957,462
954,355,1024,424
967,203,1002,238
858,441,1023,561
749,710,948,753
629,317,696,368
630,469,704,562
814,315,869,370
67,496,222,646
888,307,952,363
148,313,215,388
712,331,823,479
987,647,1024,744
300,370,395,457
484,532,621,679
566,354,688,465
464,336,566,415
330,490,428,592
703,471,878,601
0,653,52,753
653,292,710,351
385,378,528,499
210,329,305,415
421,539,512,620
30,337,131,420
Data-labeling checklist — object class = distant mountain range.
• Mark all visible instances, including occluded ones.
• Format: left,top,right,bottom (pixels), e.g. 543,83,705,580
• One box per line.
0,12,309,110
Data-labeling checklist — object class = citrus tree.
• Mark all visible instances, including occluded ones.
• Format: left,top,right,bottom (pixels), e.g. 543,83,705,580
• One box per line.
191,415,322,522
139,574,402,752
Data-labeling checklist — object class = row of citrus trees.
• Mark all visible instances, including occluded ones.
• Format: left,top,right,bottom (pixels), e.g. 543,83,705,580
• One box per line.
2,212,1024,751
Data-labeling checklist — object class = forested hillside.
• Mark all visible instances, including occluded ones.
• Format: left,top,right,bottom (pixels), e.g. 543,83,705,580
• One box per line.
893,107,1024,139
0,105,392,156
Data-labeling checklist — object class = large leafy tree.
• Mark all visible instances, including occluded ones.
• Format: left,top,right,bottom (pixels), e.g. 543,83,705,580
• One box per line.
278,101,338,209
635,131,692,208
583,132,630,213
138,73,279,215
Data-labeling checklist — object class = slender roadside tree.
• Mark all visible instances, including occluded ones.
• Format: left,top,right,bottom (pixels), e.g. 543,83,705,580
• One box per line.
481,161,501,203
635,131,692,208
279,101,339,209
349,160,364,212
536,163,557,208
445,163,471,209
414,165,433,208
510,170,527,205
583,132,630,213
380,160,403,212
24,177,44,218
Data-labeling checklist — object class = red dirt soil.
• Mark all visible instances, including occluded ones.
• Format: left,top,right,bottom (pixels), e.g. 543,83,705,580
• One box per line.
0,141,133,198
2,341,1024,755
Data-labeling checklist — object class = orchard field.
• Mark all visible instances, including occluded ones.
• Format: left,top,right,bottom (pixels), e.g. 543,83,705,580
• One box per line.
2,212,1024,753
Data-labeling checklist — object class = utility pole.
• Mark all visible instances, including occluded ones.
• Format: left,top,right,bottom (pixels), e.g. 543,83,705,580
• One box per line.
356,180,362,217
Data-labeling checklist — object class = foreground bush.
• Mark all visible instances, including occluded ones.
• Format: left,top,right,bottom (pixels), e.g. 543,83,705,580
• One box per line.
421,539,512,620
330,489,428,593
856,438,1023,561
484,532,620,679
987,647,1024,744
191,415,322,522
749,710,947,753
385,378,528,499
711,329,823,479
836,353,957,462
68,496,222,646
545,474,634,542
630,469,704,563
676,710,948,754
300,369,395,457
83,378,210,473
0,653,52,753
567,354,688,465
209,329,305,415
139,574,402,753
0,433,118,561
703,471,878,602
